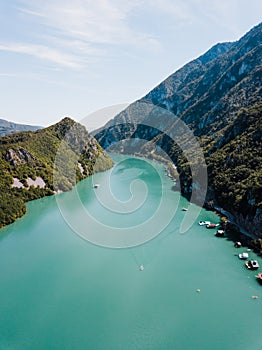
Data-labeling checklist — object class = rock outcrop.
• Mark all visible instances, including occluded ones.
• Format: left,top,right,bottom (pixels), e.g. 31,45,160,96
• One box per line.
6,148,38,165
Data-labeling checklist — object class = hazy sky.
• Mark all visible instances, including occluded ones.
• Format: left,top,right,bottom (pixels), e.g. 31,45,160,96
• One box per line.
0,0,261,126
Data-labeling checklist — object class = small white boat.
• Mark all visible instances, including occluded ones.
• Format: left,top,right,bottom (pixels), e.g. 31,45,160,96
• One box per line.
93,184,100,188
215,229,225,237
139,265,144,271
182,208,188,211
198,221,211,226
238,252,249,260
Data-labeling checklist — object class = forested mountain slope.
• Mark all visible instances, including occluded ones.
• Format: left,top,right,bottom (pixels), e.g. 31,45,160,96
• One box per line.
0,117,113,228
95,23,262,236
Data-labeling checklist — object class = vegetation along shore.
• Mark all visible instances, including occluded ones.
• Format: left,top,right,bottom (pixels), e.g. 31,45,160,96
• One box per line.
0,118,113,228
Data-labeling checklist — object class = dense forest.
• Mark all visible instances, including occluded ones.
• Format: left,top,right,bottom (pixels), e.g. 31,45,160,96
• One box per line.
174,103,262,236
204,103,262,216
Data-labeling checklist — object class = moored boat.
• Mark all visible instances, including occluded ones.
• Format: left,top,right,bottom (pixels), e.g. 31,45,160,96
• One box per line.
234,241,242,248
238,252,249,260
206,223,219,229
198,221,211,226
215,229,225,237
256,273,262,284
245,260,260,270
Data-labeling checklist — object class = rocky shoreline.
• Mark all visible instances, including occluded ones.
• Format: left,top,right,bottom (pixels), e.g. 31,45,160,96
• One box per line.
207,204,262,256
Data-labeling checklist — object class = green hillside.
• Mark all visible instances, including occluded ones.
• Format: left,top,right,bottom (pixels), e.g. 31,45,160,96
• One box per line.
204,104,262,228
0,117,113,228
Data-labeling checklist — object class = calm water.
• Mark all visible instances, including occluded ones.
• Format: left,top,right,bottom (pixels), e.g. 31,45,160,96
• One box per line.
0,155,261,350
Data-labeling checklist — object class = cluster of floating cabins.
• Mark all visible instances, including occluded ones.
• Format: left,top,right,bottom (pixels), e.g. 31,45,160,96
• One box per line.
198,220,262,286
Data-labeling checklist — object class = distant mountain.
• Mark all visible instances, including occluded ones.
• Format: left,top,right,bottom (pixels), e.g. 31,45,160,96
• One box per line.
95,22,262,236
0,118,113,228
0,118,42,136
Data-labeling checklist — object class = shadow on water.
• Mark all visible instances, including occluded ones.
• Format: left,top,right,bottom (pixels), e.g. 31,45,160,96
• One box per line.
223,227,262,258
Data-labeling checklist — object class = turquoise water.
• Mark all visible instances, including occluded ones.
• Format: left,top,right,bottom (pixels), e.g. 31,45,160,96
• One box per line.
0,155,261,350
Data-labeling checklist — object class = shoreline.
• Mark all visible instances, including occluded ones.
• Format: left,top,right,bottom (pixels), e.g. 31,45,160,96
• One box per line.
213,205,256,239
170,179,260,247
1,155,260,253
0,165,114,231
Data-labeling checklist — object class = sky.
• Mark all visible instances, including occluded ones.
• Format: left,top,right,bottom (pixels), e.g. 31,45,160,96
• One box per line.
0,0,261,127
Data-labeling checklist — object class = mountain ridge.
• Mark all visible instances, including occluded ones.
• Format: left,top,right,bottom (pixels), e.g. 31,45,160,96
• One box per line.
0,118,42,136
95,22,262,237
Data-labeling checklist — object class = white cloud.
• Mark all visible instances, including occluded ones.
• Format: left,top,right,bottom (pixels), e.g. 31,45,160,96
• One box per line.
11,0,161,68
6,0,261,70
0,43,82,68
0,73,20,78
18,0,154,46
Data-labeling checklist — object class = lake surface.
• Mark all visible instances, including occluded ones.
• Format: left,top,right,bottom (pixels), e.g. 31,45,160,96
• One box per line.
0,155,261,350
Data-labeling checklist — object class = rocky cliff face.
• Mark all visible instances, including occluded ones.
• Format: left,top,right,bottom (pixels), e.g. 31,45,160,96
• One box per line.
95,23,262,237
141,23,261,136
6,148,38,166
